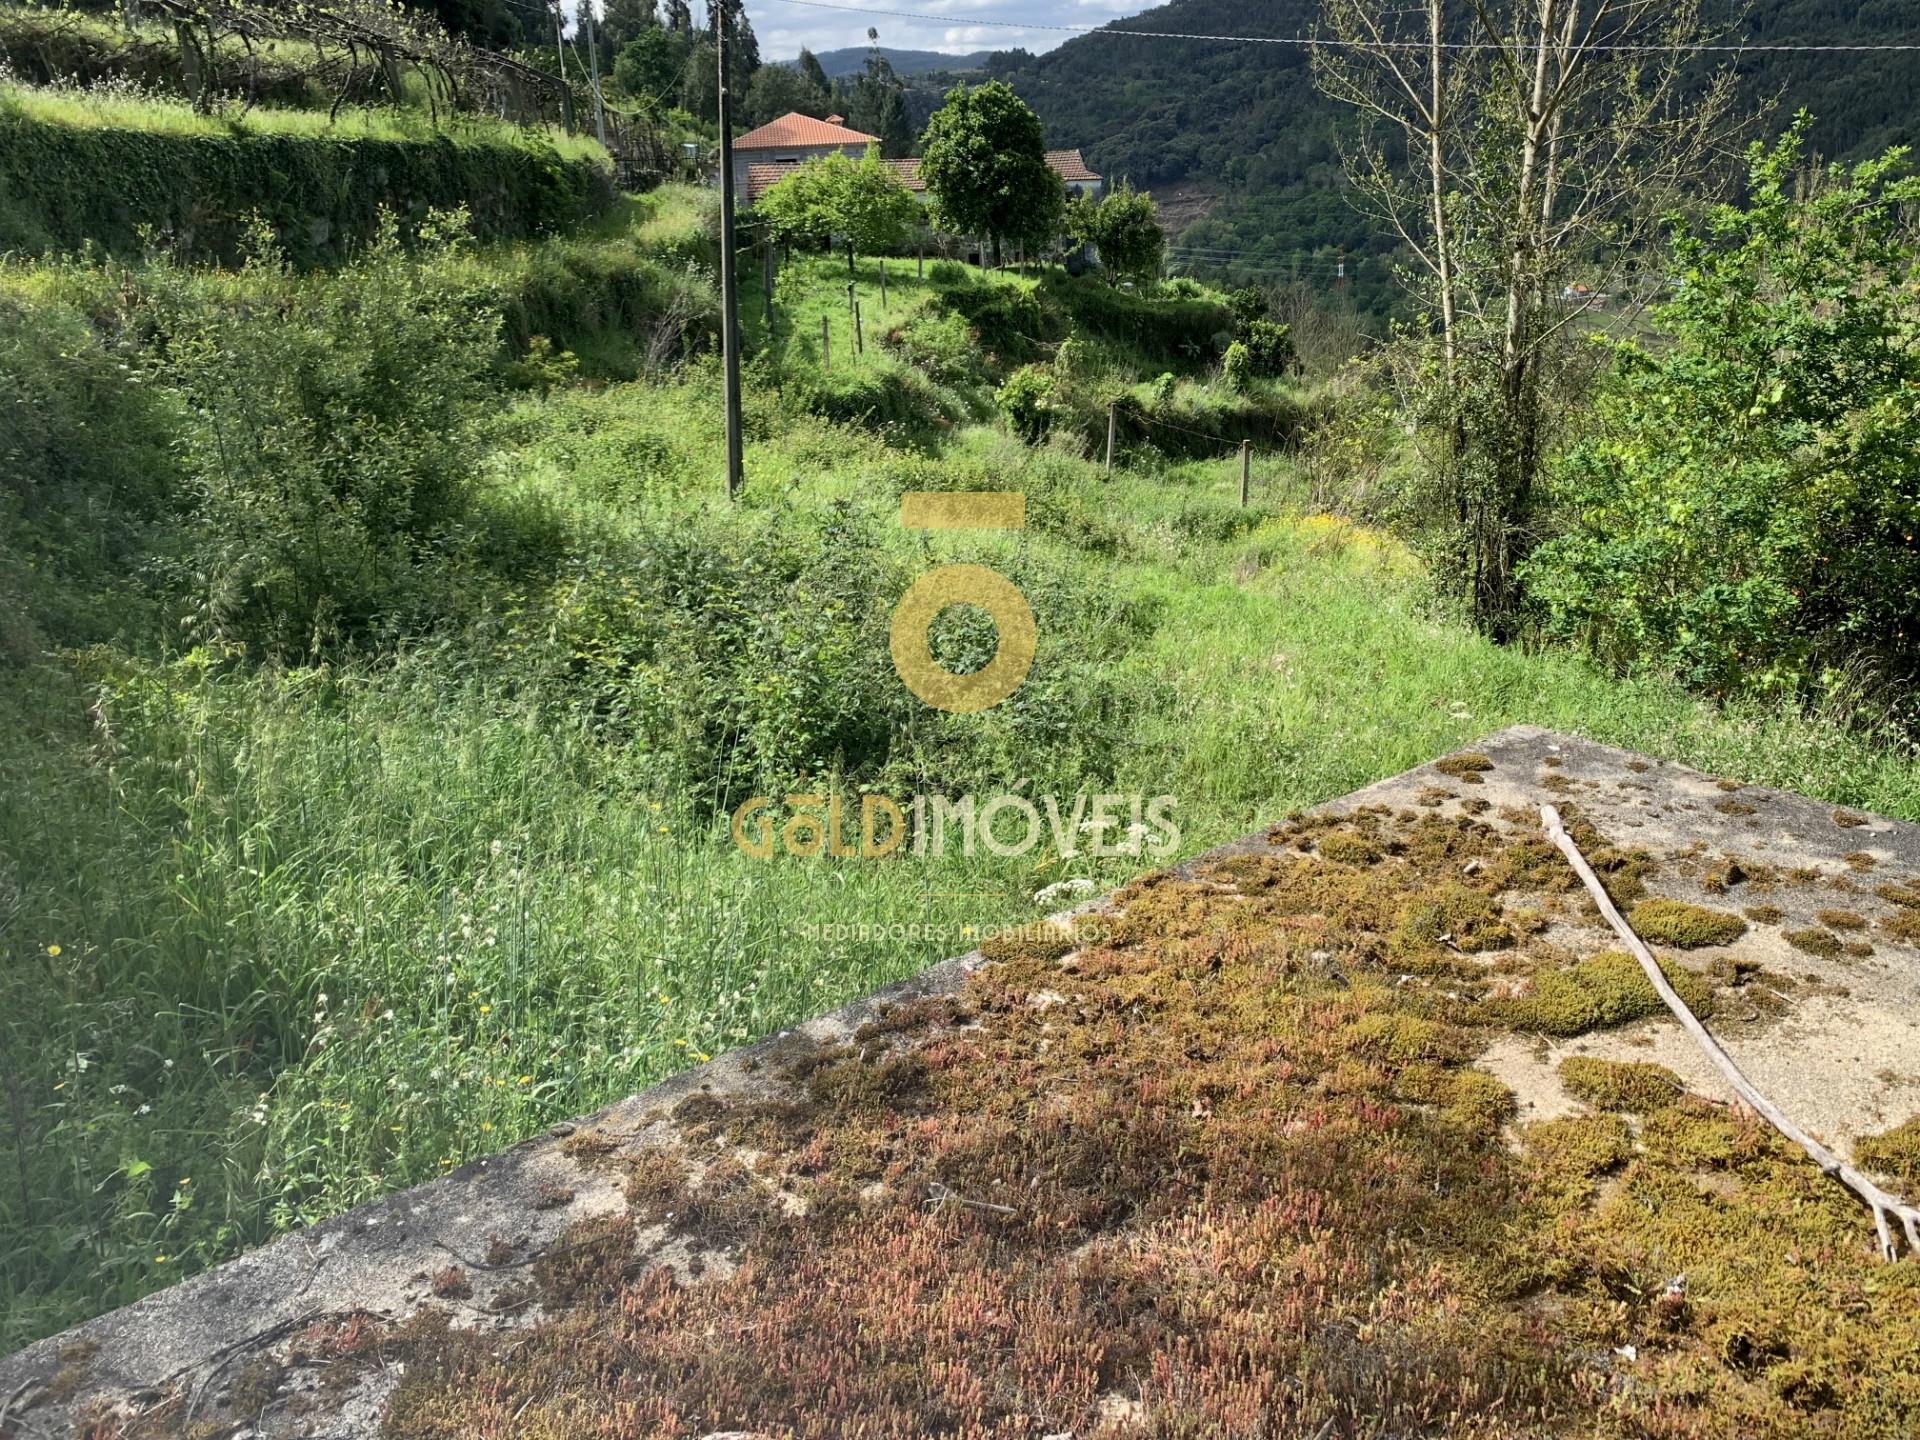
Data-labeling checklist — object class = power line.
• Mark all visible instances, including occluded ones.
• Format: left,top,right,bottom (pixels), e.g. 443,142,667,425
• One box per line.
762,0,1920,54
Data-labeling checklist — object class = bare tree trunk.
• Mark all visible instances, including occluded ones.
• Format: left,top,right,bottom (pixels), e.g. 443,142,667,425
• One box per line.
1428,0,1457,373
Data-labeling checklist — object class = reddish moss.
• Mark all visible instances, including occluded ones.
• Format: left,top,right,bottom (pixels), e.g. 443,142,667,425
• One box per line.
1815,908,1867,931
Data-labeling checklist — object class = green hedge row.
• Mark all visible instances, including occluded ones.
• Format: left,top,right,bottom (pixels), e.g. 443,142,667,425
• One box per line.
0,116,613,264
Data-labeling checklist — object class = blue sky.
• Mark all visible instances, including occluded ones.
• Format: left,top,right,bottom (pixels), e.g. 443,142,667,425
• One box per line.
749,0,1148,60
568,0,1151,60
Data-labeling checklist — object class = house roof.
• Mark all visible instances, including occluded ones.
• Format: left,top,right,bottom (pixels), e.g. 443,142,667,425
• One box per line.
877,157,927,191
746,161,804,202
733,111,879,150
1047,148,1101,182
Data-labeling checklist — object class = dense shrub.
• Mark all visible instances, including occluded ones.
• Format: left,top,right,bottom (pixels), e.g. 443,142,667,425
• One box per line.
1221,339,1252,393
995,363,1057,441
0,277,180,656
140,215,501,656
1528,124,1920,709
1241,317,1294,375
926,273,1053,362
1039,271,1230,367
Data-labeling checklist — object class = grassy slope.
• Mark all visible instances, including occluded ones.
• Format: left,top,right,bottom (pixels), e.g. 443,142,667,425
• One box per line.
0,75,607,163
3,186,1919,1350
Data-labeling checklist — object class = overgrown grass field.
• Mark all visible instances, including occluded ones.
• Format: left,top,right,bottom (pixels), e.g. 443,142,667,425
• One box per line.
3,183,1918,1353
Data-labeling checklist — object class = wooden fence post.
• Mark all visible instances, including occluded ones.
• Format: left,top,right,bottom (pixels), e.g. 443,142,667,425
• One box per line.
1105,402,1117,478
879,259,887,310
762,243,774,329
1239,440,1251,507
854,300,864,355
821,314,830,370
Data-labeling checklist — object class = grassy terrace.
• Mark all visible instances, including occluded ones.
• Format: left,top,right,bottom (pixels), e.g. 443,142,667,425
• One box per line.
4,183,1920,1367
0,76,608,162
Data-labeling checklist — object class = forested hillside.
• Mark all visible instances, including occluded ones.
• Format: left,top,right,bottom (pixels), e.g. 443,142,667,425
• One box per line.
898,0,1919,309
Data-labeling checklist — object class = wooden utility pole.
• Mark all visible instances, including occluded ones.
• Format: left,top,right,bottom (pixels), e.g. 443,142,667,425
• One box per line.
1105,403,1117,477
552,1,572,133
715,0,743,498
585,0,608,149
1239,440,1251,507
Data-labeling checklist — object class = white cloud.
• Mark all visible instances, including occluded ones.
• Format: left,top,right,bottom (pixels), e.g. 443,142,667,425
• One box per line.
745,0,1135,57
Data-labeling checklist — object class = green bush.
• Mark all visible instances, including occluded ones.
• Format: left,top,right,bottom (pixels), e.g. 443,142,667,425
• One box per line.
1222,340,1252,393
1040,271,1229,366
141,215,502,656
927,274,1053,362
1242,317,1294,375
1528,123,1920,708
0,275,180,656
996,363,1057,441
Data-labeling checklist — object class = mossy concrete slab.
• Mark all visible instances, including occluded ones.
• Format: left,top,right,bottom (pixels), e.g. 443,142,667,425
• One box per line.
4,724,1918,1437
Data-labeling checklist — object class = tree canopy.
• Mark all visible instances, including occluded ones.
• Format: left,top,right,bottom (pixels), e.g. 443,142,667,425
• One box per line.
918,81,1061,265
757,145,921,265
1064,181,1163,284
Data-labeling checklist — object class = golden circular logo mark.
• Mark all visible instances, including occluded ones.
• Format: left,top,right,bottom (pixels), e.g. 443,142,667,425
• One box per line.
889,563,1036,713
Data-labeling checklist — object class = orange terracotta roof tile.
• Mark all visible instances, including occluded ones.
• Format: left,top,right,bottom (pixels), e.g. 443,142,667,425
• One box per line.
1046,148,1101,183
733,111,880,150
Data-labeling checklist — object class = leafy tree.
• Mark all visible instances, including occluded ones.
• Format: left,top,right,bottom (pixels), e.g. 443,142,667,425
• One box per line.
919,81,1061,267
612,28,689,106
840,39,912,157
1063,181,1164,285
407,0,517,47
758,146,920,267
1528,121,1920,710
797,48,833,98
599,0,659,49
745,63,830,127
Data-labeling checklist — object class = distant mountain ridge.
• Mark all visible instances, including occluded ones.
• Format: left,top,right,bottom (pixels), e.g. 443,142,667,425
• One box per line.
785,45,993,79
889,0,1920,312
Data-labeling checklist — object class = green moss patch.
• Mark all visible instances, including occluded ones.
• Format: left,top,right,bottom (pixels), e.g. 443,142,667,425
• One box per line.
1314,829,1381,865
1434,751,1494,782
1785,927,1843,958
1853,1117,1920,1187
1560,1056,1686,1112
1629,899,1748,948
1488,950,1715,1036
